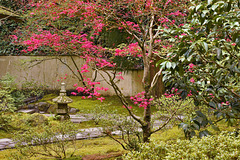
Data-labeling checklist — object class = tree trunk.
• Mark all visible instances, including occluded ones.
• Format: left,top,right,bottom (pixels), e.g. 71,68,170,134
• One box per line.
142,102,152,142
150,58,165,98
142,61,152,142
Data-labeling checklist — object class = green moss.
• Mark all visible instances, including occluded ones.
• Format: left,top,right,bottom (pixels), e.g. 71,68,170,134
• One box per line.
0,130,12,139
0,136,125,160
40,94,146,116
75,120,101,129
69,95,142,115
151,126,185,143
38,94,56,105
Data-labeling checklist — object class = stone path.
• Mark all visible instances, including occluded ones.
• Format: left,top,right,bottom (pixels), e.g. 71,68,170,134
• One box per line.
44,114,92,123
0,113,167,151
0,127,105,150
0,114,93,150
0,138,15,150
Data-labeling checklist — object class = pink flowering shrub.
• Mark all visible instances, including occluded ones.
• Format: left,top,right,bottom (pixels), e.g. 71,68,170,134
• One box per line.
130,92,153,109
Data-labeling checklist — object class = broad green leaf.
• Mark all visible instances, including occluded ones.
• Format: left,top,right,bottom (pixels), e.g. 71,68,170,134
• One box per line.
208,0,212,5
196,110,207,119
211,125,220,131
171,62,177,69
196,4,202,11
156,59,165,67
192,123,200,130
184,48,192,58
211,4,219,11
216,112,222,118
216,48,222,59
166,62,171,69
201,42,208,52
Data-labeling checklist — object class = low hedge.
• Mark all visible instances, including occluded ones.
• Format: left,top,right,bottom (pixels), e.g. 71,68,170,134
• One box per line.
124,132,240,160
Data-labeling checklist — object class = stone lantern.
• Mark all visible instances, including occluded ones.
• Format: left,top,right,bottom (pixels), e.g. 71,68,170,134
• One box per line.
52,82,73,120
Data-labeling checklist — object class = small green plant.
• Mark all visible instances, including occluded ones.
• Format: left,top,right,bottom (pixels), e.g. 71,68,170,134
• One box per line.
13,121,79,160
153,95,214,139
152,96,198,122
102,113,143,151
0,73,25,109
21,79,47,98
25,113,49,127
124,131,240,160
0,73,19,131
81,103,112,125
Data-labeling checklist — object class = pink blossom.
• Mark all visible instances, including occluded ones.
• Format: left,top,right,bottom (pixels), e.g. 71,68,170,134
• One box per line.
73,83,78,87
104,88,109,91
122,105,133,109
190,78,195,83
93,91,101,97
11,35,18,40
81,69,90,73
116,76,124,80
189,63,195,68
71,92,77,96
97,97,105,102
226,38,231,42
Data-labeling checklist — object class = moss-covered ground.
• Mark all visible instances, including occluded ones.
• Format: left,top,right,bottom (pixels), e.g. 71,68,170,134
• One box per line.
0,127,184,160
40,94,150,116
0,94,237,160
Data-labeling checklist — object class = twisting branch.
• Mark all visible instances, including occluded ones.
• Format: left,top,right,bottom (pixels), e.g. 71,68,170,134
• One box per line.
69,55,87,86
151,99,183,134
125,29,143,48
97,70,145,126
25,57,57,68
151,109,177,134
57,56,87,87
103,131,127,150
148,14,155,60
149,68,162,93
22,56,88,87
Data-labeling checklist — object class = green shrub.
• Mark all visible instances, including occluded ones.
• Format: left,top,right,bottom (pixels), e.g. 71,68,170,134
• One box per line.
21,79,46,98
124,132,240,160
153,96,208,122
102,113,143,151
0,73,47,110
13,121,79,160
0,73,25,109
25,113,49,127
0,74,19,131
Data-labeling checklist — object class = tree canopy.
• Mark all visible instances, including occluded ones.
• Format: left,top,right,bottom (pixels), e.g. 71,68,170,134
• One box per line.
162,0,240,138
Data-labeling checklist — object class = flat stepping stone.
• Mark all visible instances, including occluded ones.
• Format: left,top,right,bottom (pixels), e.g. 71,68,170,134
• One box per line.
0,138,14,150
43,114,91,123
76,127,103,139
17,109,36,114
